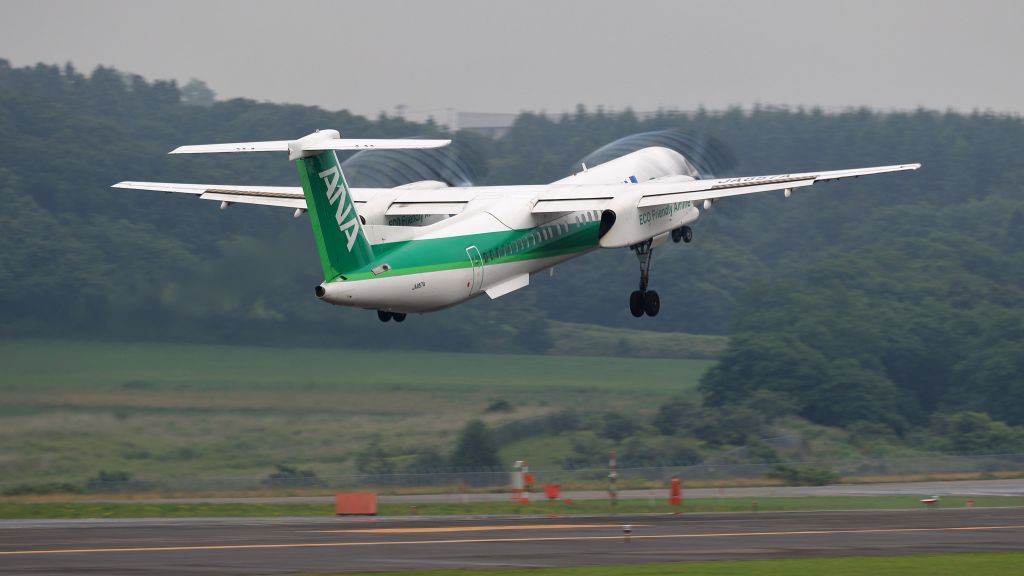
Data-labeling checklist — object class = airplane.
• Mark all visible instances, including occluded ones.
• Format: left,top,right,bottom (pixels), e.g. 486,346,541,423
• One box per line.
113,129,920,322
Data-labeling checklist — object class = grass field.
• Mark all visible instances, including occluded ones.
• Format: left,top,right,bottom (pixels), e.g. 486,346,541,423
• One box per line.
327,553,1024,576
0,339,712,487
2,496,1022,519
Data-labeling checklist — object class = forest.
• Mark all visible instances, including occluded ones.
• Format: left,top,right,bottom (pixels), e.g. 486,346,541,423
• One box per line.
1,59,1022,438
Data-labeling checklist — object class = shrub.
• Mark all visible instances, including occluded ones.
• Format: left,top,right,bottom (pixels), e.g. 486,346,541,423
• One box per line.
485,399,513,413
261,465,325,488
601,412,639,442
767,464,839,486
85,470,152,492
450,420,500,469
2,482,86,496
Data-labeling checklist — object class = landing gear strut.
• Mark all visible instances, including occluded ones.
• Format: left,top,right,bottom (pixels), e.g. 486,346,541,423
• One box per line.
377,310,407,323
628,239,660,317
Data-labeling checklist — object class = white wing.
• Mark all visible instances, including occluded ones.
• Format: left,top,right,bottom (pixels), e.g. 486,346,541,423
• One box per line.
532,163,921,212
111,181,542,214
110,182,387,210
113,163,919,215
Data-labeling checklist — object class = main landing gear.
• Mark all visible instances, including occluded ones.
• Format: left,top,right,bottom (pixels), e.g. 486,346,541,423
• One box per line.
628,226,692,318
377,310,406,323
671,225,693,244
629,239,660,318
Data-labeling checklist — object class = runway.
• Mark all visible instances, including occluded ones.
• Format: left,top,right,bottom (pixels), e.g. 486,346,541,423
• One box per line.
3,508,1024,575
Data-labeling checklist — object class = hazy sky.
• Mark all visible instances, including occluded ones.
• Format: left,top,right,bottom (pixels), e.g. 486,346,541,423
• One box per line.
1,0,1020,122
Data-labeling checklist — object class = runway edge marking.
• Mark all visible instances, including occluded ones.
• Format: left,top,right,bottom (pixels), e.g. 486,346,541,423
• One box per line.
4,524,1024,556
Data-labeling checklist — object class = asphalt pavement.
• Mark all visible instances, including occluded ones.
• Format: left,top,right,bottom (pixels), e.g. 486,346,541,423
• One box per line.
3,507,1023,575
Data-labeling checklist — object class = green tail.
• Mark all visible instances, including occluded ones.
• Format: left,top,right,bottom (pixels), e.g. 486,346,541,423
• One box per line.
295,151,374,280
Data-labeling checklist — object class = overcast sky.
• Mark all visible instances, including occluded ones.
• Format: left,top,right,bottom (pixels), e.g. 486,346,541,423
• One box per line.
1,0,1020,123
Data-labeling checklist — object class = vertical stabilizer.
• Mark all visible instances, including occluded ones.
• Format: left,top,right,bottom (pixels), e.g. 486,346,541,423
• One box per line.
152,128,450,281
295,146,374,280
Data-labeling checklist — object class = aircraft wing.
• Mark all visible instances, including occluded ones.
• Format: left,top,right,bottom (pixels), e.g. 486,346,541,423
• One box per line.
111,180,541,215
112,182,374,210
531,163,921,212
113,163,919,216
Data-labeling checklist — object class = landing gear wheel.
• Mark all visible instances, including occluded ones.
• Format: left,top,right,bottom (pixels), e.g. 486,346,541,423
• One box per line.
643,290,660,317
629,290,645,317
392,313,407,323
681,226,693,243
377,310,392,322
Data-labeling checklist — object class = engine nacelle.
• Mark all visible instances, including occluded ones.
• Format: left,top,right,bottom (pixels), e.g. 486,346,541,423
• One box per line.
598,192,700,248
361,180,451,227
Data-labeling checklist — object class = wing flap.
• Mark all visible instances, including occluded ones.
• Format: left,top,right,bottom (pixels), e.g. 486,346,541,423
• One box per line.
386,202,467,216
533,199,613,213
200,192,307,209
636,178,817,207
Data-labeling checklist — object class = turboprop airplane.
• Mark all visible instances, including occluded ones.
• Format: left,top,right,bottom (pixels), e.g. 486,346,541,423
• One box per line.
113,129,920,322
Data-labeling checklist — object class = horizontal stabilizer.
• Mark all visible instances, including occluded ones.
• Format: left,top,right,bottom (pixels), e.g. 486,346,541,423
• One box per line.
170,136,450,155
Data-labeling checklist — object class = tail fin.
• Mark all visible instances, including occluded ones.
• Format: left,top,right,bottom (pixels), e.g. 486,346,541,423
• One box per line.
165,129,449,281
295,146,373,280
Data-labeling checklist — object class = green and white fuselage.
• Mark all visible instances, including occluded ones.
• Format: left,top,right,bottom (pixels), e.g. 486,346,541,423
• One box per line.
113,129,919,319
299,137,700,313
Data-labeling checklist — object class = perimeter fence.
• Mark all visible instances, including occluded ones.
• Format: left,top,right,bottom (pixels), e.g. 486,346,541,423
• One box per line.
9,452,1022,495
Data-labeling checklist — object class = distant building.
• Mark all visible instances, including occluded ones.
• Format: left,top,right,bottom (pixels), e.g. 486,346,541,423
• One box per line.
455,111,520,138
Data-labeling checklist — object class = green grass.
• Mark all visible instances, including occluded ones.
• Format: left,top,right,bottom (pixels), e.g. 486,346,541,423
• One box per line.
322,553,1024,576
3,496,1022,519
0,339,711,486
0,339,712,395
547,321,728,359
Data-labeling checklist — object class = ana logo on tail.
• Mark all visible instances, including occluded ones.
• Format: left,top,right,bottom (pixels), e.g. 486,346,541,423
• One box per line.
319,166,361,252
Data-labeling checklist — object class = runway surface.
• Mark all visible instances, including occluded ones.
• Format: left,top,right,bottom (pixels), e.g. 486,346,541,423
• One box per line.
3,507,1024,575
